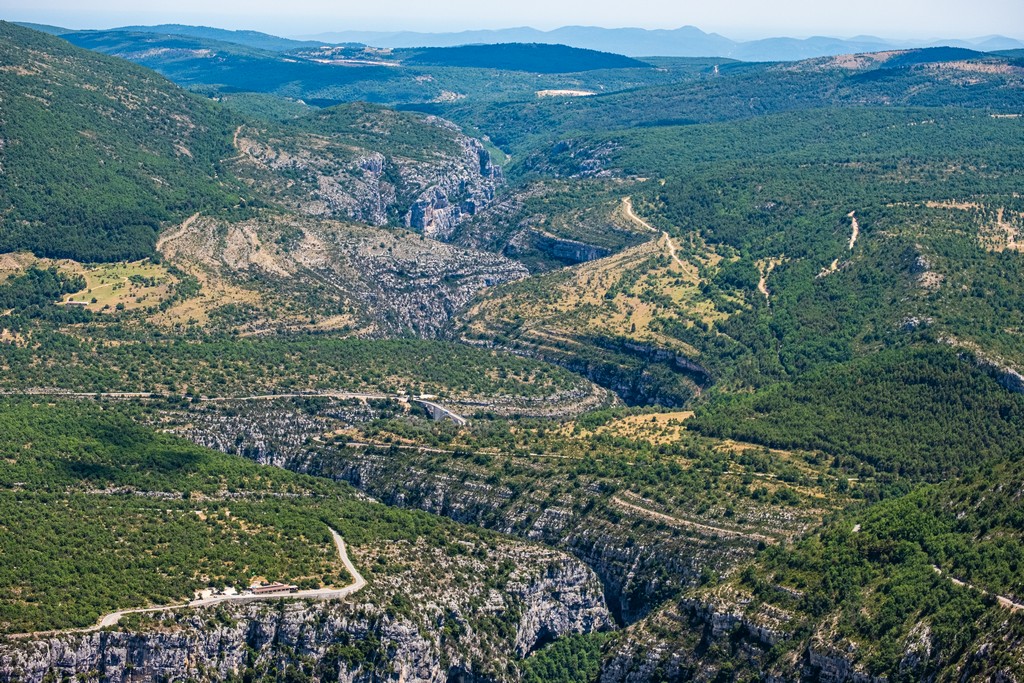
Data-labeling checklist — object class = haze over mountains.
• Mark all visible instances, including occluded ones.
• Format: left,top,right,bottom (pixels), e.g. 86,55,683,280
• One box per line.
299,25,1024,60
20,20,1024,61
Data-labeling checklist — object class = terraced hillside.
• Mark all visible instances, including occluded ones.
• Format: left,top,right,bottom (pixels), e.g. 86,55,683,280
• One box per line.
4,18,1024,683
605,455,1024,682
0,399,612,681
133,355,1024,680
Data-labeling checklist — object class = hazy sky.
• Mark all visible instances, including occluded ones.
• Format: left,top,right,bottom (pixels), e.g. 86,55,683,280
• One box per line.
5,0,1023,39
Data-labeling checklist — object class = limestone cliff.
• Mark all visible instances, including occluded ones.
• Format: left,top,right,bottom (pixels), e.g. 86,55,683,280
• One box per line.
231,109,502,240
0,539,612,682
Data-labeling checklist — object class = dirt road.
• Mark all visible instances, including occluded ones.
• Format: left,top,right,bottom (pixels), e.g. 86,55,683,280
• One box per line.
611,494,777,545
847,211,860,250
932,565,1023,613
156,212,201,253
757,259,780,305
9,527,366,640
621,197,686,268
2,389,468,425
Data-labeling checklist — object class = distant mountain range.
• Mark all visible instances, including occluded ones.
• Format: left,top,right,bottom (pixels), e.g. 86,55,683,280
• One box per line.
298,25,1024,61
15,20,1024,61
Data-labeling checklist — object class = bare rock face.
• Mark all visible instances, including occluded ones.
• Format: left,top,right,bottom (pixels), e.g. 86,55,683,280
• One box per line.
801,648,887,683
404,138,502,241
0,604,438,683
232,112,502,240
157,212,528,337
314,151,398,226
523,230,612,264
510,559,613,657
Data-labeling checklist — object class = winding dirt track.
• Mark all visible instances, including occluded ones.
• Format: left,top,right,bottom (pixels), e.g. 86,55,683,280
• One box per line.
621,197,686,268
155,212,201,253
847,211,860,250
611,494,778,545
932,566,1023,613
0,389,468,425
757,259,780,306
8,528,366,640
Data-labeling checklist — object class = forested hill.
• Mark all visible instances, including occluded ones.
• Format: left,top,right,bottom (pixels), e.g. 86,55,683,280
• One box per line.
401,43,650,72
115,24,321,52
428,48,1024,153
0,21,244,262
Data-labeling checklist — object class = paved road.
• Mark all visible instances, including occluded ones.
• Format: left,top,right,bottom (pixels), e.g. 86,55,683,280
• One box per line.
416,398,469,426
9,527,367,640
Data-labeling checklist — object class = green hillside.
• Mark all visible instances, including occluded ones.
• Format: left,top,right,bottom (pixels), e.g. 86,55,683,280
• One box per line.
463,106,1024,394
708,454,1024,679
4,16,1024,682
60,29,698,109
0,398,467,633
690,346,1024,479
429,49,1024,152
0,22,244,262
402,43,650,72
116,23,321,51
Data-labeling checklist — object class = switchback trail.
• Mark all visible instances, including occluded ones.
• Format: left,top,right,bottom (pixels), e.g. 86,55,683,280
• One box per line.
757,259,780,306
8,527,366,640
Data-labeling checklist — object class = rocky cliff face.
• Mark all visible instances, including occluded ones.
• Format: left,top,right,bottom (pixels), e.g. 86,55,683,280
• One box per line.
447,181,642,273
0,539,612,682
457,334,707,407
512,230,613,265
1,604,434,683
405,137,503,241
232,115,502,239
157,212,528,337
597,584,1024,683
598,596,866,683
284,446,754,627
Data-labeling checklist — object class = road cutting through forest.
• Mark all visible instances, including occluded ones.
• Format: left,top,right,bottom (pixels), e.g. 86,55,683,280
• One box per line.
9,528,365,639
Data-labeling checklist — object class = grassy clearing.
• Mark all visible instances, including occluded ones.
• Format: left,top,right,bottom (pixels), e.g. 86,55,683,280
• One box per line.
61,259,175,312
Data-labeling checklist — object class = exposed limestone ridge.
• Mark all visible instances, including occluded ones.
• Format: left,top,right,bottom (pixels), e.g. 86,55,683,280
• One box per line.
0,544,612,682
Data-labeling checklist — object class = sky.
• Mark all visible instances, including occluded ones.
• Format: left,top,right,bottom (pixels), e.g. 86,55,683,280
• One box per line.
4,0,1023,40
